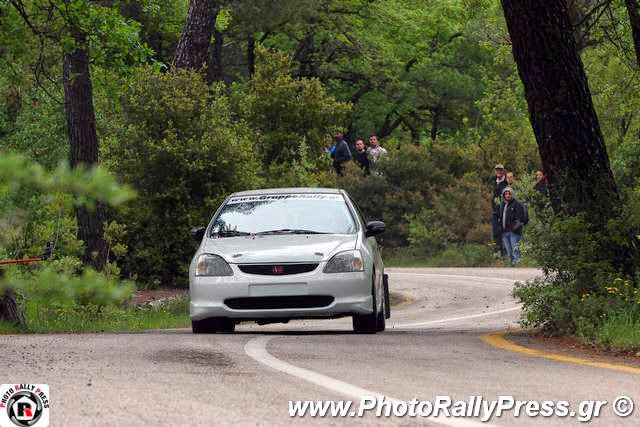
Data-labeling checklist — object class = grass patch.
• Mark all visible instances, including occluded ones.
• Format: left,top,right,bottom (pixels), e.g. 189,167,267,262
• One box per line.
385,244,540,268
384,244,498,268
0,321,25,334
589,308,640,351
1,295,190,334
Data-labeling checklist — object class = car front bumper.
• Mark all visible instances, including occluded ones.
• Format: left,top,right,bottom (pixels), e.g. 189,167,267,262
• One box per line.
189,266,373,320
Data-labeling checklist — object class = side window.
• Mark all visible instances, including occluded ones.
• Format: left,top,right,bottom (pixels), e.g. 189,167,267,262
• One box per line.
347,195,366,225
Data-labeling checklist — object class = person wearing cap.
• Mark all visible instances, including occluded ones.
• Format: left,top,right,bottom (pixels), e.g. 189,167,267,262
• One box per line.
498,186,528,266
491,164,508,256
493,164,508,202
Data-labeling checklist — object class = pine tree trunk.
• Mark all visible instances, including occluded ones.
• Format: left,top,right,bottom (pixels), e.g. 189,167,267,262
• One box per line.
625,0,640,66
207,30,224,84
63,34,109,271
501,0,619,221
247,34,256,78
174,0,219,70
430,106,441,142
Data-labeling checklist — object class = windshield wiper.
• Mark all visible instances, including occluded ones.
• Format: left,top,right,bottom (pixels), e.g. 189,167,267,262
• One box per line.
215,230,251,238
255,229,329,235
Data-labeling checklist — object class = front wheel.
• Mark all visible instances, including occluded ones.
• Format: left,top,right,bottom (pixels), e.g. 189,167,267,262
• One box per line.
192,317,235,334
383,273,391,319
375,291,386,332
353,274,385,334
352,311,378,333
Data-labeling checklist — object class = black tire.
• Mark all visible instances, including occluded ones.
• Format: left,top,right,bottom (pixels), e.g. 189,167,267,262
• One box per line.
192,317,235,334
353,274,383,334
352,311,378,334
376,282,386,332
383,273,391,319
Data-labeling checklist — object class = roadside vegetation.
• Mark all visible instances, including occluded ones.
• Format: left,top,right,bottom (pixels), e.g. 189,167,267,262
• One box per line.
22,296,190,334
0,296,190,334
384,244,496,268
1,0,639,347
514,207,640,351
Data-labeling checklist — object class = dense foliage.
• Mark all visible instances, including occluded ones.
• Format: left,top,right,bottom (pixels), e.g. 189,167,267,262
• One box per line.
0,154,135,326
102,67,261,284
338,144,491,253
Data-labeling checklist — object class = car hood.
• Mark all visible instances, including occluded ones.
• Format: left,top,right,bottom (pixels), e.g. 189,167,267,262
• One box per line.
202,234,358,264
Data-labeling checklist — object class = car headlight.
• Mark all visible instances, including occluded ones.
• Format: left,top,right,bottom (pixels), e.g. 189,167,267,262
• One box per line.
195,254,233,276
323,250,364,273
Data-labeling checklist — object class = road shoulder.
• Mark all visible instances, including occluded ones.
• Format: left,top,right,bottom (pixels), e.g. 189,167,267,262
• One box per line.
482,330,640,373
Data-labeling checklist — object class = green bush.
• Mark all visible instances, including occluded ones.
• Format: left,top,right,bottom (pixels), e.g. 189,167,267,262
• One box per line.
0,191,82,263
3,267,134,308
340,143,492,255
517,278,604,331
235,47,351,167
103,67,262,286
227,47,351,189
0,153,134,267
513,189,640,342
261,139,336,189
514,274,640,351
514,276,582,334
406,208,448,255
0,86,67,168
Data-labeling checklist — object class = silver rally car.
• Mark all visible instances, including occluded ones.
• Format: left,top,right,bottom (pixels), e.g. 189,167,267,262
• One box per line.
189,188,389,334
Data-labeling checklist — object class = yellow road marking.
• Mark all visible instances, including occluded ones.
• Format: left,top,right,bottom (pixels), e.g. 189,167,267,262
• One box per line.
481,331,640,374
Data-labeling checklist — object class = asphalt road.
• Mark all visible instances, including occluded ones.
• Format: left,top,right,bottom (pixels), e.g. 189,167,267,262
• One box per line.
1,268,639,426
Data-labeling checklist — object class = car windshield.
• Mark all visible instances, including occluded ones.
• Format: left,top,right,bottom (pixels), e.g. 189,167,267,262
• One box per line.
210,193,357,237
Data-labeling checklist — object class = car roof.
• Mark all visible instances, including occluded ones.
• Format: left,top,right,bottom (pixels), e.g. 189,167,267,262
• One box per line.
231,188,344,197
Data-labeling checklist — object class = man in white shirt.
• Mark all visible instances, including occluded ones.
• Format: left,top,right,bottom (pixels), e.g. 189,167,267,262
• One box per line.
367,135,388,163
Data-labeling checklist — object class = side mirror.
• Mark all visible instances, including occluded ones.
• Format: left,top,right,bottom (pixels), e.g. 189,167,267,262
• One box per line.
191,226,206,242
365,221,385,237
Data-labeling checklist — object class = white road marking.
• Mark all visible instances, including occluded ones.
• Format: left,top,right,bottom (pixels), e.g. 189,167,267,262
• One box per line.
393,305,521,329
245,335,384,399
245,336,496,427
244,272,519,426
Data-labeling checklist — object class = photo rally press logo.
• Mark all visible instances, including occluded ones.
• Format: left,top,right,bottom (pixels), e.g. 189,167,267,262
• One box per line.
0,385,49,427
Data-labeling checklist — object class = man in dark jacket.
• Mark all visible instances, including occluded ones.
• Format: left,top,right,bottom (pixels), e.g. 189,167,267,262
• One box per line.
491,164,508,256
534,170,548,194
498,186,527,266
353,138,370,174
331,132,352,175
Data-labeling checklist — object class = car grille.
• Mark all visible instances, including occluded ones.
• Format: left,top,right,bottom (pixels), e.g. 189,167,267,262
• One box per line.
224,296,334,310
238,263,319,275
